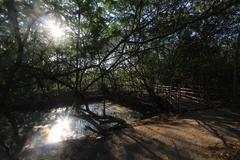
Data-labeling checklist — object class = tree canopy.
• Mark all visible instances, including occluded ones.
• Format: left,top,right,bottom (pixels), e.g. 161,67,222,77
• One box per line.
0,0,239,158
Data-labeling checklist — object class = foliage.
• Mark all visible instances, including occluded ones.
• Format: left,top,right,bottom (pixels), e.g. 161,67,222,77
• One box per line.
0,0,239,158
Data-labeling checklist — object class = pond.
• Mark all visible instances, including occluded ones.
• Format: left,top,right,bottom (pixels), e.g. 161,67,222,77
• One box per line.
22,101,142,150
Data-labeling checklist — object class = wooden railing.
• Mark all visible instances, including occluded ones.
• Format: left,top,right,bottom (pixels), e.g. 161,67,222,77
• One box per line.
155,85,239,111
114,84,240,110
107,82,239,111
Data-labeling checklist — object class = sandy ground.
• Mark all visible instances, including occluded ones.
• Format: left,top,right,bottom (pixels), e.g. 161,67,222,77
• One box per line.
20,108,240,160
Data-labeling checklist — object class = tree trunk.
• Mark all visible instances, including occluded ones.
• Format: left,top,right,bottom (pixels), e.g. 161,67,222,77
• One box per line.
233,33,240,104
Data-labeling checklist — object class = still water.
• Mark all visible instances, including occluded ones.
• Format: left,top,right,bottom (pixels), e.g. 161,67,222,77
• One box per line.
23,101,142,149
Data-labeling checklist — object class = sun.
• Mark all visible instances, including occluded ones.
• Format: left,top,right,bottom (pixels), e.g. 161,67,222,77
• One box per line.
44,19,64,39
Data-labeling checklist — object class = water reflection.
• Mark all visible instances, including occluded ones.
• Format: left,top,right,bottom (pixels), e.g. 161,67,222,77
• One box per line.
47,117,72,143
24,101,142,149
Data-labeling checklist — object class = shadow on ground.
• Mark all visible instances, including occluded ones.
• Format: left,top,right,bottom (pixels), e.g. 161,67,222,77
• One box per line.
20,108,240,160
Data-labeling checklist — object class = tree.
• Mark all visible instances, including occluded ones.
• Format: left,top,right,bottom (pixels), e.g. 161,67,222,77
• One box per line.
0,0,240,159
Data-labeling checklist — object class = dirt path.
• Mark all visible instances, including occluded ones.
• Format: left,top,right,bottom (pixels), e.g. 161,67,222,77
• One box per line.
20,108,240,160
